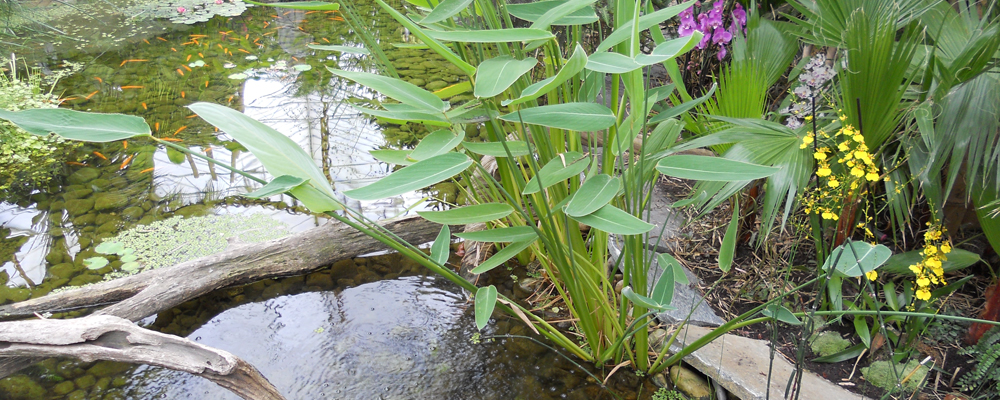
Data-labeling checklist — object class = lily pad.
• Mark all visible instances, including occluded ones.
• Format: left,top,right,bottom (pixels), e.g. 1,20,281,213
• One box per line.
83,257,109,270
228,73,248,80
293,64,312,71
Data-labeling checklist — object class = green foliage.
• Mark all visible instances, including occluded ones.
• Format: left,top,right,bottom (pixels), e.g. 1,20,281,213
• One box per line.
958,326,1000,397
125,0,250,24
651,388,686,400
861,359,928,393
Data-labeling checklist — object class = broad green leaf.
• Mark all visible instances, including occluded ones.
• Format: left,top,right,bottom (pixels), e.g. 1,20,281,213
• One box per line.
881,248,981,275
634,32,702,65
241,0,339,10
761,304,802,325
500,103,615,131
670,191,707,208
95,241,125,255
656,155,779,181
307,44,370,55
474,285,498,330
189,103,341,212
327,68,447,113
507,0,598,25
421,0,473,24
121,254,138,263
374,0,477,76
345,153,472,200
121,261,141,272
425,28,554,43
523,152,590,194
854,317,871,348
530,0,598,30
647,83,716,125
597,0,694,51
585,52,642,74
461,141,530,157
470,239,536,274
812,343,866,363
370,149,416,166
821,242,892,278
431,225,451,265
504,44,588,106
649,262,676,307
433,81,473,99
455,226,538,242
410,129,465,161
446,103,499,123
622,287,676,311
0,109,150,142
475,56,538,98
83,257,109,270
352,105,451,126
417,203,514,224
658,253,688,285
245,175,308,199
718,202,738,272
564,175,620,217
568,204,654,235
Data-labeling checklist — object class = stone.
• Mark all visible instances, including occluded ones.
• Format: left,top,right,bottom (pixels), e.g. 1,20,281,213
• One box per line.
66,389,88,400
0,375,46,399
97,220,121,235
666,325,865,400
88,361,131,378
62,188,94,201
65,198,96,216
809,331,851,357
305,273,334,288
93,192,130,211
67,167,101,185
122,206,144,220
49,263,78,280
74,374,96,389
53,380,76,395
6,288,30,302
73,213,97,226
670,365,712,399
426,80,449,90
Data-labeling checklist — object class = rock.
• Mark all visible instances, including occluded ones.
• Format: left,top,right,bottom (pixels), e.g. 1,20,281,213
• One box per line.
174,204,209,218
408,78,426,86
53,380,76,395
122,206,144,220
861,360,927,392
67,167,101,185
62,188,94,201
88,361,131,378
74,374,97,389
93,192,130,211
65,198,96,216
66,389,88,400
73,213,97,226
50,263,78,280
809,331,851,357
97,220,121,235
426,80,449,90
650,372,670,388
0,375,47,399
90,178,112,190
95,213,117,226
49,200,65,211
6,288,29,302
46,250,65,265
69,274,102,286
305,273,334,288
670,365,712,399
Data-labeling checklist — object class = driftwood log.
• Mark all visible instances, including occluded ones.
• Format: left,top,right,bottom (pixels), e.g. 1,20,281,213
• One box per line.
0,215,445,394
0,315,284,400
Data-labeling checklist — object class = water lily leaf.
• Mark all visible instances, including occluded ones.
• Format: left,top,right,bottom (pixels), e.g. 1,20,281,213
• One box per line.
568,204,654,235
500,102,615,132
0,109,150,142
474,285,498,330
418,203,514,224
523,152,589,194
95,241,126,255
431,225,451,266
470,239,536,274
307,44,370,55
328,67,447,113
228,73,248,80
421,0,473,24
345,153,472,201
656,155,779,181
426,28,554,43
475,56,538,98
188,103,341,212
503,43,588,106
409,129,465,161
821,242,892,278
455,226,538,242
507,0,598,25
241,0,339,11
292,64,312,71
585,52,642,74
121,254,138,263
244,175,308,199
121,262,142,272
83,257,109,270
460,141,530,157
564,174,620,217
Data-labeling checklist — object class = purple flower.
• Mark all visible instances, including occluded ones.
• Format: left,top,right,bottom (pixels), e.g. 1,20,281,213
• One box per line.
712,26,732,45
717,45,727,60
732,3,747,26
679,7,698,36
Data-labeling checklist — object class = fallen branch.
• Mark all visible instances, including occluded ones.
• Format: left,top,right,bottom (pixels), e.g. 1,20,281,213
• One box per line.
0,315,284,400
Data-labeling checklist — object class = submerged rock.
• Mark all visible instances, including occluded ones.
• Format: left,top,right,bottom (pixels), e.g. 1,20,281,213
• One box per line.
670,365,712,399
65,198,95,216
0,375,46,399
67,167,101,185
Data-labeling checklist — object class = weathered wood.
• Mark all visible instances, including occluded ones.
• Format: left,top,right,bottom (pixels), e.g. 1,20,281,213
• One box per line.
0,315,285,400
0,215,445,381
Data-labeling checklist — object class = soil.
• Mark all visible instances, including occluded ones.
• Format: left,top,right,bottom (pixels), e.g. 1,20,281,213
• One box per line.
653,175,1000,400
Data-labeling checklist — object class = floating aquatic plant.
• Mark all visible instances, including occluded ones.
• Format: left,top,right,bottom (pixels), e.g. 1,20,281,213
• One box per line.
127,0,250,24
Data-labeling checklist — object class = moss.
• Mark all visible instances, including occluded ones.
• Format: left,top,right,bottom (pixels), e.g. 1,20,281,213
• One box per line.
861,359,928,392
0,375,47,399
808,331,851,357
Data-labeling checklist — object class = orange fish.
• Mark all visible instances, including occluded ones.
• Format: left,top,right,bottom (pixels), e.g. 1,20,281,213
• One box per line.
155,122,160,131
92,151,108,160
140,167,155,174
120,59,148,66
238,48,250,54
263,21,269,28
141,102,147,110
173,126,187,136
245,34,249,40
325,10,337,13
171,47,177,52
181,91,186,98
331,16,344,21
66,161,88,166
159,137,183,142
121,85,143,89
123,140,128,149
283,10,292,15
186,114,198,119
227,95,234,103
182,65,192,72
119,154,134,170
176,68,184,76
94,76,103,83
181,41,195,46
322,37,330,43
143,39,150,44
190,34,207,38
186,54,192,61
306,10,320,14
198,52,204,58
217,44,224,50
157,37,167,41
204,80,209,88
84,90,99,100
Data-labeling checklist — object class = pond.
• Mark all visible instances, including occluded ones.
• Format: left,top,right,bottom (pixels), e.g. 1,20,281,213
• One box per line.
0,1,653,398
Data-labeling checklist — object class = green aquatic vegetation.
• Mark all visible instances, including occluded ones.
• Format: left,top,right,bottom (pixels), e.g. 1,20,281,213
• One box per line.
126,0,250,24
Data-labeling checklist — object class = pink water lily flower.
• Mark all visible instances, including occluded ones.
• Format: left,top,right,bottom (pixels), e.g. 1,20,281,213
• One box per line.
177,6,186,13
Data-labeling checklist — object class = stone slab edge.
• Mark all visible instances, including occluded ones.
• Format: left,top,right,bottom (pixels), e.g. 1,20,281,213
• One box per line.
667,325,868,400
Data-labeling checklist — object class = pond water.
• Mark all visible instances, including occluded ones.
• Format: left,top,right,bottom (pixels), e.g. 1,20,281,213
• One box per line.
0,1,655,399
